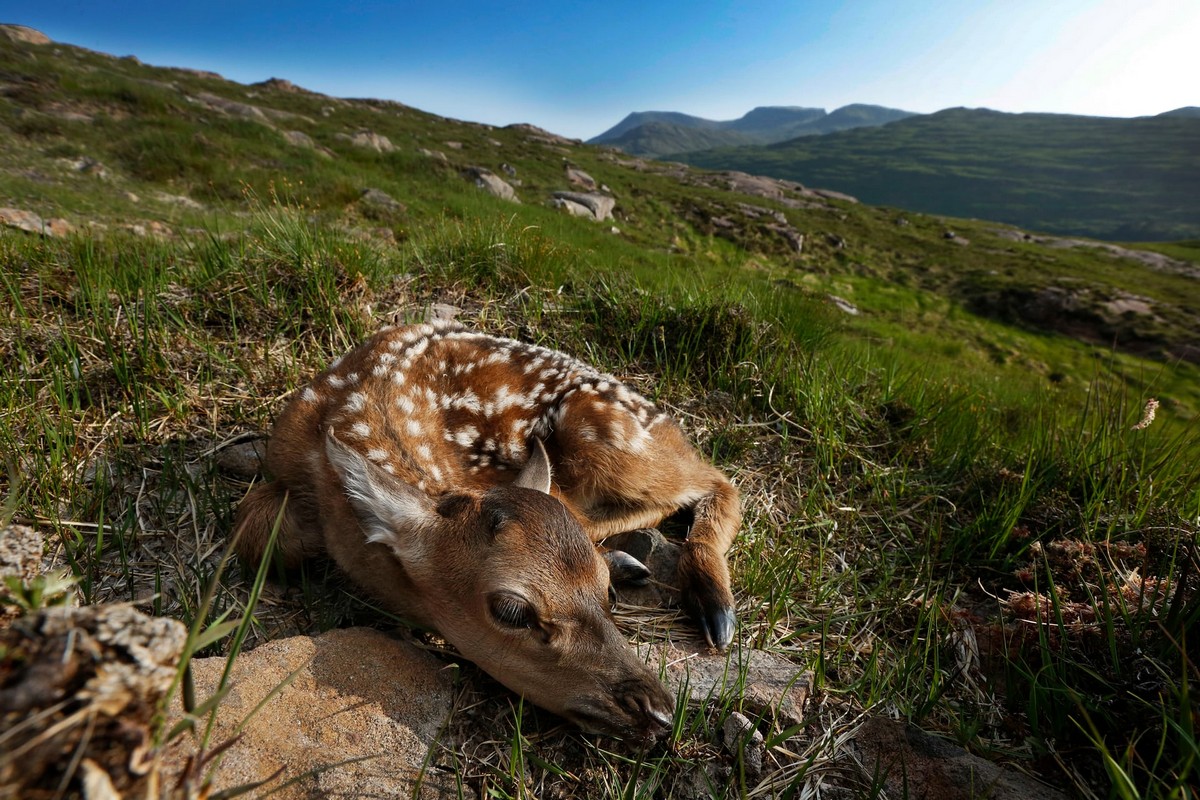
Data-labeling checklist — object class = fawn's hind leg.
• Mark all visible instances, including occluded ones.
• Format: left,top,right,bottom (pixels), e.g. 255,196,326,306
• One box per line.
232,481,325,568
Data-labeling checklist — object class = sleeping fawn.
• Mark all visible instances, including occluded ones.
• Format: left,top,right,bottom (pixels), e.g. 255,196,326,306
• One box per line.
233,320,741,738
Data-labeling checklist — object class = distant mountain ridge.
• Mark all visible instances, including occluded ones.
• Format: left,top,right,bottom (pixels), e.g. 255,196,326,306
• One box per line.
589,104,916,157
681,106,1200,241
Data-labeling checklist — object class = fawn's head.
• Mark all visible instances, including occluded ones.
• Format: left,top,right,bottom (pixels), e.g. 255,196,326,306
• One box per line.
324,431,675,739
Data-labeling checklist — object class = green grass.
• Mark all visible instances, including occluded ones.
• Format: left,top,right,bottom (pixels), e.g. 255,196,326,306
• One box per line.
2,31,1199,798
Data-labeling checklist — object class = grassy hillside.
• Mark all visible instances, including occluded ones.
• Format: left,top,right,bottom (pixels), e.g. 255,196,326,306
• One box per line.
683,107,1200,241
2,28,1199,798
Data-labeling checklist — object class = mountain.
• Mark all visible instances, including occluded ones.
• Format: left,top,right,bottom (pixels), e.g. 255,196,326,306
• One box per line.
589,104,916,157
1158,106,1200,118
682,107,1200,241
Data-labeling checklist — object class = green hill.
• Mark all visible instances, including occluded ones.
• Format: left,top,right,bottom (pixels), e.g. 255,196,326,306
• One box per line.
2,26,1198,799
682,107,1200,241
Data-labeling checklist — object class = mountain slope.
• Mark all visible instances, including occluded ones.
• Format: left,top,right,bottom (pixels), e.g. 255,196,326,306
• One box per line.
682,107,1200,241
589,104,915,157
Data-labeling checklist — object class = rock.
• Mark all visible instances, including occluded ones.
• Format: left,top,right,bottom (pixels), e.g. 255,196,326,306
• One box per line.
500,162,517,177
551,192,614,222
463,167,519,203
641,640,813,729
766,224,804,254
418,148,448,162
852,716,1067,800
124,191,140,203
565,166,596,190
809,188,858,204
336,130,396,153
282,129,333,158
254,77,311,94
827,295,860,315
504,123,581,147
0,524,44,627
214,439,268,477
120,220,173,239
552,197,593,218
358,187,407,217
177,68,224,81
0,604,187,798
0,25,51,45
721,712,764,782
423,303,463,323
153,191,204,211
444,141,464,150
190,91,272,123
0,208,73,238
602,529,680,607
165,628,462,799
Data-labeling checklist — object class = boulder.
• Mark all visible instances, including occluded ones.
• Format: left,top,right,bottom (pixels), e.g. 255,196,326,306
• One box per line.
282,129,333,158
418,148,449,162
358,187,407,217
165,628,462,799
0,604,187,799
852,716,1067,800
551,192,614,222
336,131,396,153
565,166,596,190
153,191,204,211
0,208,73,237
463,167,519,203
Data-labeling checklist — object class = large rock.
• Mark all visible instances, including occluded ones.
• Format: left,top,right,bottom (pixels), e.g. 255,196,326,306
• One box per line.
282,129,333,158
0,25,50,45
166,627,462,799
551,191,615,222
0,208,74,237
0,604,187,799
336,130,396,153
463,167,519,203
852,716,1068,800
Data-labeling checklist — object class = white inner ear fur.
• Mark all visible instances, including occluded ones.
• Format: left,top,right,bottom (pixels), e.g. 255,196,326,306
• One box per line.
324,430,435,558
512,437,552,494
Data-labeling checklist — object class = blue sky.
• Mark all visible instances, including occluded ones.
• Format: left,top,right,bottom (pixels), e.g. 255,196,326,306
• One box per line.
7,1,1197,139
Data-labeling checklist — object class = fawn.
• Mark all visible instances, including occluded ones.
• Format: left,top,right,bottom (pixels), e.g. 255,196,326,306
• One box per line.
233,320,741,738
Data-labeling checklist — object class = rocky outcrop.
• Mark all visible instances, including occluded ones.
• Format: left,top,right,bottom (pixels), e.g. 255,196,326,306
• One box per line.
335,130,396,153
0,604,187,799
0,208,74,237
505,123,580,147
992,228,1200,280
463,167,519,202
0,25,50,45
551,191,614,221
165,627,462,799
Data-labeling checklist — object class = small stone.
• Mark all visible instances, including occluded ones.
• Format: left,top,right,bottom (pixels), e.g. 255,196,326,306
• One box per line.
721,712,764,781
423,303,463,323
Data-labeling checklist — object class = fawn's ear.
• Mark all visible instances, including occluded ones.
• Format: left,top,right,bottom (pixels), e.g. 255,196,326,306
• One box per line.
324,430,436,562
512,437,552,494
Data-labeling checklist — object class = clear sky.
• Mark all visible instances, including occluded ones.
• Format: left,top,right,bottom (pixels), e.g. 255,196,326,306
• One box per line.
7,1,1198,139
